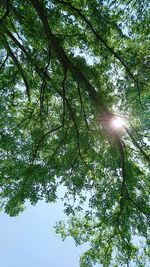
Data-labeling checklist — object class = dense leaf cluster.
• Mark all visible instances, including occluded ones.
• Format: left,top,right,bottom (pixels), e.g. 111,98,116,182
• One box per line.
0,0,149,266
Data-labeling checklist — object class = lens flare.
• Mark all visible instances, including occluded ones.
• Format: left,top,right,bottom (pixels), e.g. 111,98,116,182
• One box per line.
111,117,125,129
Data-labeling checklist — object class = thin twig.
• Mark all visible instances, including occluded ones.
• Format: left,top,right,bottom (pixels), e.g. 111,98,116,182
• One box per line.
62,68,67,126
0,54,8,70
32,124,63,162
77,82,89,130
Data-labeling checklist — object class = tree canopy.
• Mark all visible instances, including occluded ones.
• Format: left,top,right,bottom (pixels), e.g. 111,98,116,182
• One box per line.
0,0,150,266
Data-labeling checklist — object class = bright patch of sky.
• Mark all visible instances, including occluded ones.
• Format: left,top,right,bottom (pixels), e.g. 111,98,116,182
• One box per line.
73,47,100,66
0,201,89,267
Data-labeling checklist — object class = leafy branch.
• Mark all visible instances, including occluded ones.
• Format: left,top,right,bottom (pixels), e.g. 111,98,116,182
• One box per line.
3,36,30,101
0,0,10,24
55,0,141,100
32,124,63,163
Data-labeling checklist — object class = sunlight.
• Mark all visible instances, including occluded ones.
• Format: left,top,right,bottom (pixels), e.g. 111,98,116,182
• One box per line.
111,117,126,129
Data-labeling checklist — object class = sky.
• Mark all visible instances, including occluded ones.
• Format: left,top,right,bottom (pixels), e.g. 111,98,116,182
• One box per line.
1,199,145,267
0,200,88,267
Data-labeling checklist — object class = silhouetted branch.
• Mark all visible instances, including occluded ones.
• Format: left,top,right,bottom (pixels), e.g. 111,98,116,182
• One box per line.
0,53,8,70
32,125,63,162
64,95,92,172
117,227,131,266
40,47,51,114
3,37,30,101
126,191,149,218
30,0,109,113
0,0,10,24
6,29,51,81
62,69,67,126
115,137,127,213
47,119,71,165
55,0,141,100
77,83,89,130
125,127,150,162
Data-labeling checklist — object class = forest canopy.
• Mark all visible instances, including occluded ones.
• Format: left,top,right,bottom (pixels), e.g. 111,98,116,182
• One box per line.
0,0,150,266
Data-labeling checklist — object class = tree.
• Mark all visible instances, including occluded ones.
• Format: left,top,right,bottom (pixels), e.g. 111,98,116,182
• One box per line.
0,0,149,266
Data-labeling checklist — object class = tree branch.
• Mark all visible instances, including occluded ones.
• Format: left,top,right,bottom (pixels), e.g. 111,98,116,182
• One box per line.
62,69,67,126
3,37,30,101
30,0,109,114
55,0,141,98
0,53,8,70
77,83,89,130
0,0,10,24
125,127,150,162
39,47,51,114
6,29,51,81
115,136,127,214
32,125,63,162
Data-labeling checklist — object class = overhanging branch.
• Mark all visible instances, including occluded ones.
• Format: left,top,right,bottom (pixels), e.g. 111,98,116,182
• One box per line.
55,0,140,92
6,29,51,81
125,127,150,162
30,0,109,114
0,0,10,24
3,37,30,101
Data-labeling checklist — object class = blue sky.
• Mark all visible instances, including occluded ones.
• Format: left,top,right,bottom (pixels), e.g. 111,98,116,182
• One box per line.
0,200,88,267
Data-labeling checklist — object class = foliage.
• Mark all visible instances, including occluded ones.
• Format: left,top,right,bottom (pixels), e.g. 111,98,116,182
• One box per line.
0,0,150,266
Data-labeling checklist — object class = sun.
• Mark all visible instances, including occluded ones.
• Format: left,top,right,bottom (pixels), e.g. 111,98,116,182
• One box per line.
111,117,126,130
